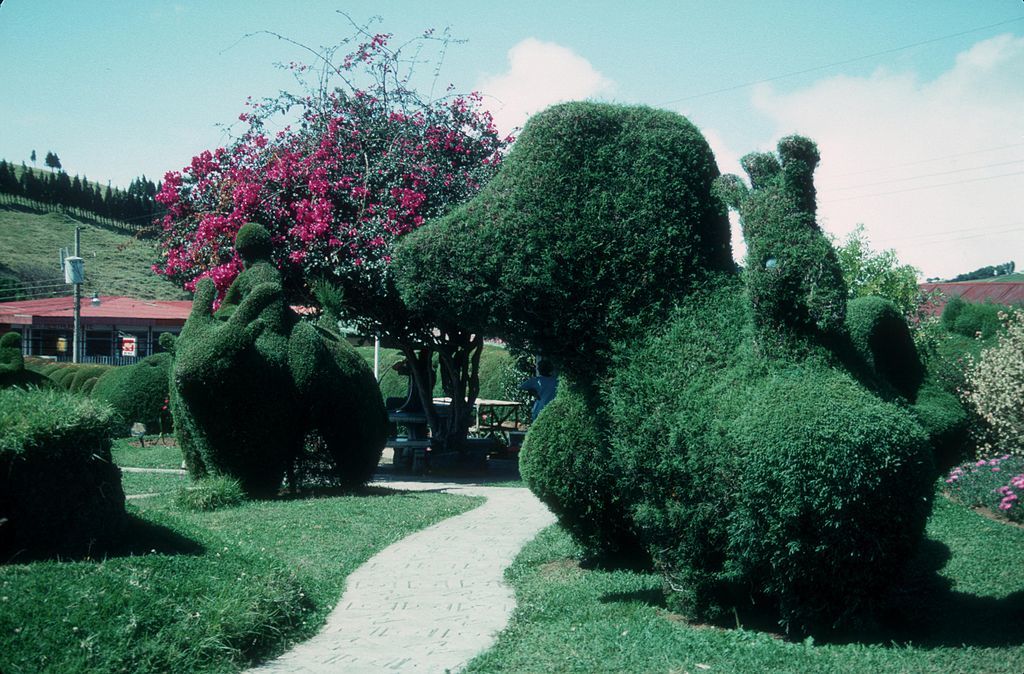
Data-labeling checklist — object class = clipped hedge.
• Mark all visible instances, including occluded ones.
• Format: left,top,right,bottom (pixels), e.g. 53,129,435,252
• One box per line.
520,378,642,562
92,352,173,437
0,388,125,559
845,295,924,400
169,224,386,495
0,333,50,389
394,110,938,636
395,101,733,380
726,369,932,632
609,286,934,633
913,383,971,471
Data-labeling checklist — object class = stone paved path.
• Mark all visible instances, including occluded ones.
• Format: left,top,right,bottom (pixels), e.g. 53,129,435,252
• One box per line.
249,480,554,674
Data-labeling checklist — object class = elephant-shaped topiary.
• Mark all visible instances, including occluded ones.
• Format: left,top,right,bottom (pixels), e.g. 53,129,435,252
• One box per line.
393,102,951,635
164,223,387,496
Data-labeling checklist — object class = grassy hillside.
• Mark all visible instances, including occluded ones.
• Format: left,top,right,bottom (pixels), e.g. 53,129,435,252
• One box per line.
973,272,1024,282
0,205,185,300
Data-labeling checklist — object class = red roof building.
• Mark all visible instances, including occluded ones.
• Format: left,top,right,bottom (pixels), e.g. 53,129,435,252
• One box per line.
0,295,192,362
918,281,1024,317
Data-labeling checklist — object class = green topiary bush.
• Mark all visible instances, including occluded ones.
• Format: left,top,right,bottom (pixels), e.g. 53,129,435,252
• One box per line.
68,364,112,392
520,378,643,563
716,136,847,355
913,383,971,471
168,224,386,496
845,295,924,401
0,333,50,389
394,108,937,636
0,388,125,559
394,101,733,381
610,285,934,633
92,353,173,437
726,368,933,633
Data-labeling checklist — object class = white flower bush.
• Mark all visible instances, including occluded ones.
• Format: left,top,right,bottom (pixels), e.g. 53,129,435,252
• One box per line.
963,310,1024,456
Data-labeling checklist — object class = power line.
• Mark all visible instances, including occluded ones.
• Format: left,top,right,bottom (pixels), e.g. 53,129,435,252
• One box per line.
821,170,1024,203
872,221,1024,244
0,278,65,289
0,289,72,302
661,15,1024,105
899,227,1024,248
828,140,1024,178
820,158,1024,192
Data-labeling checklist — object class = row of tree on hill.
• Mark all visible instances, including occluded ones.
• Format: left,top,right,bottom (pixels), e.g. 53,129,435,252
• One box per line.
947,261,1016,282
0,159,164,234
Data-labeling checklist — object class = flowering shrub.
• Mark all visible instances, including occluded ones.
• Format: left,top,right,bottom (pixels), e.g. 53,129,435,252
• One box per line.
153,22,513,458
946,454,1024,523
962,310,1024,456
154,27,511,323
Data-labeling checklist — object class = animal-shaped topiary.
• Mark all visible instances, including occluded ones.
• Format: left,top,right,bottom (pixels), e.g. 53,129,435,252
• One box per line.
165,223,387,496
394,102,944,635
0,332,50,389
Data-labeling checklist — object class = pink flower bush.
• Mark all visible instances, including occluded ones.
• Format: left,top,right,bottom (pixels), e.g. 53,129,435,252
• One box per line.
154,31,511,312
945,453,1024,522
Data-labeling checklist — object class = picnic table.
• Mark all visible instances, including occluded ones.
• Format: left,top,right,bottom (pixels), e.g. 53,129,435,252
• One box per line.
387,397,527,472
431,397,527,438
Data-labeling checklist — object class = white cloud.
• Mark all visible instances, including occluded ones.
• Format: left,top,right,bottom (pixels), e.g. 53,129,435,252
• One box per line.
750,34,1024,280
702,127,748,265
477,38,614,135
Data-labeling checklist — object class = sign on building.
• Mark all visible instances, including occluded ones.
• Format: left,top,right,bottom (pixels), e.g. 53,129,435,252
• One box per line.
121,336,137,357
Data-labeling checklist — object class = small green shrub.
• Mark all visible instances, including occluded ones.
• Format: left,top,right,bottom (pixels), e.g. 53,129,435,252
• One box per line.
845,295,924,400
0,388,125,559
68,364,112,392
175,475,245,511
92,352,173,436
942,296,1011,340
946,454,1024,523
0,333,49,389
47,364,77,387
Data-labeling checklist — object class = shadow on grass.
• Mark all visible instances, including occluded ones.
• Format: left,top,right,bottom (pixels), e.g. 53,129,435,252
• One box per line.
3,513,204,565
598,537,1024,649
870,538,1024,649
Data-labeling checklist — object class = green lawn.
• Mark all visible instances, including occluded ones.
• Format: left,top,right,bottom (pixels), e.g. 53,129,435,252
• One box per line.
465,495,1024,674
0,477,481,673
111,439,184,471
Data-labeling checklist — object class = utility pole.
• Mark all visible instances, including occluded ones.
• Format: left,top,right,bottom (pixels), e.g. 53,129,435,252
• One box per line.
63,226,84,363
72,226,81,363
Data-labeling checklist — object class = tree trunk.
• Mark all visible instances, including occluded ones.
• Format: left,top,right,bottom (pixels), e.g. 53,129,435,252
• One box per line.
401,332,484,464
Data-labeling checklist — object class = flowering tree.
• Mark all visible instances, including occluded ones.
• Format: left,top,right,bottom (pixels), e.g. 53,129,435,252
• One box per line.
963,309,1024,457
154,19,512,457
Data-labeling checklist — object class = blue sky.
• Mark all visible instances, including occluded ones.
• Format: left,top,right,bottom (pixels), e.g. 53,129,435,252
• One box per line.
2,1,1022,279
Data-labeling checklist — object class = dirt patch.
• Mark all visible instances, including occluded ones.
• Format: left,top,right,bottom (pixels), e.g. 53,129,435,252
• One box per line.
539,558,582,576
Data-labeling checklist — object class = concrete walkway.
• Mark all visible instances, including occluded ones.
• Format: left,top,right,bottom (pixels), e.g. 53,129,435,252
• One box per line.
249,480,555,674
